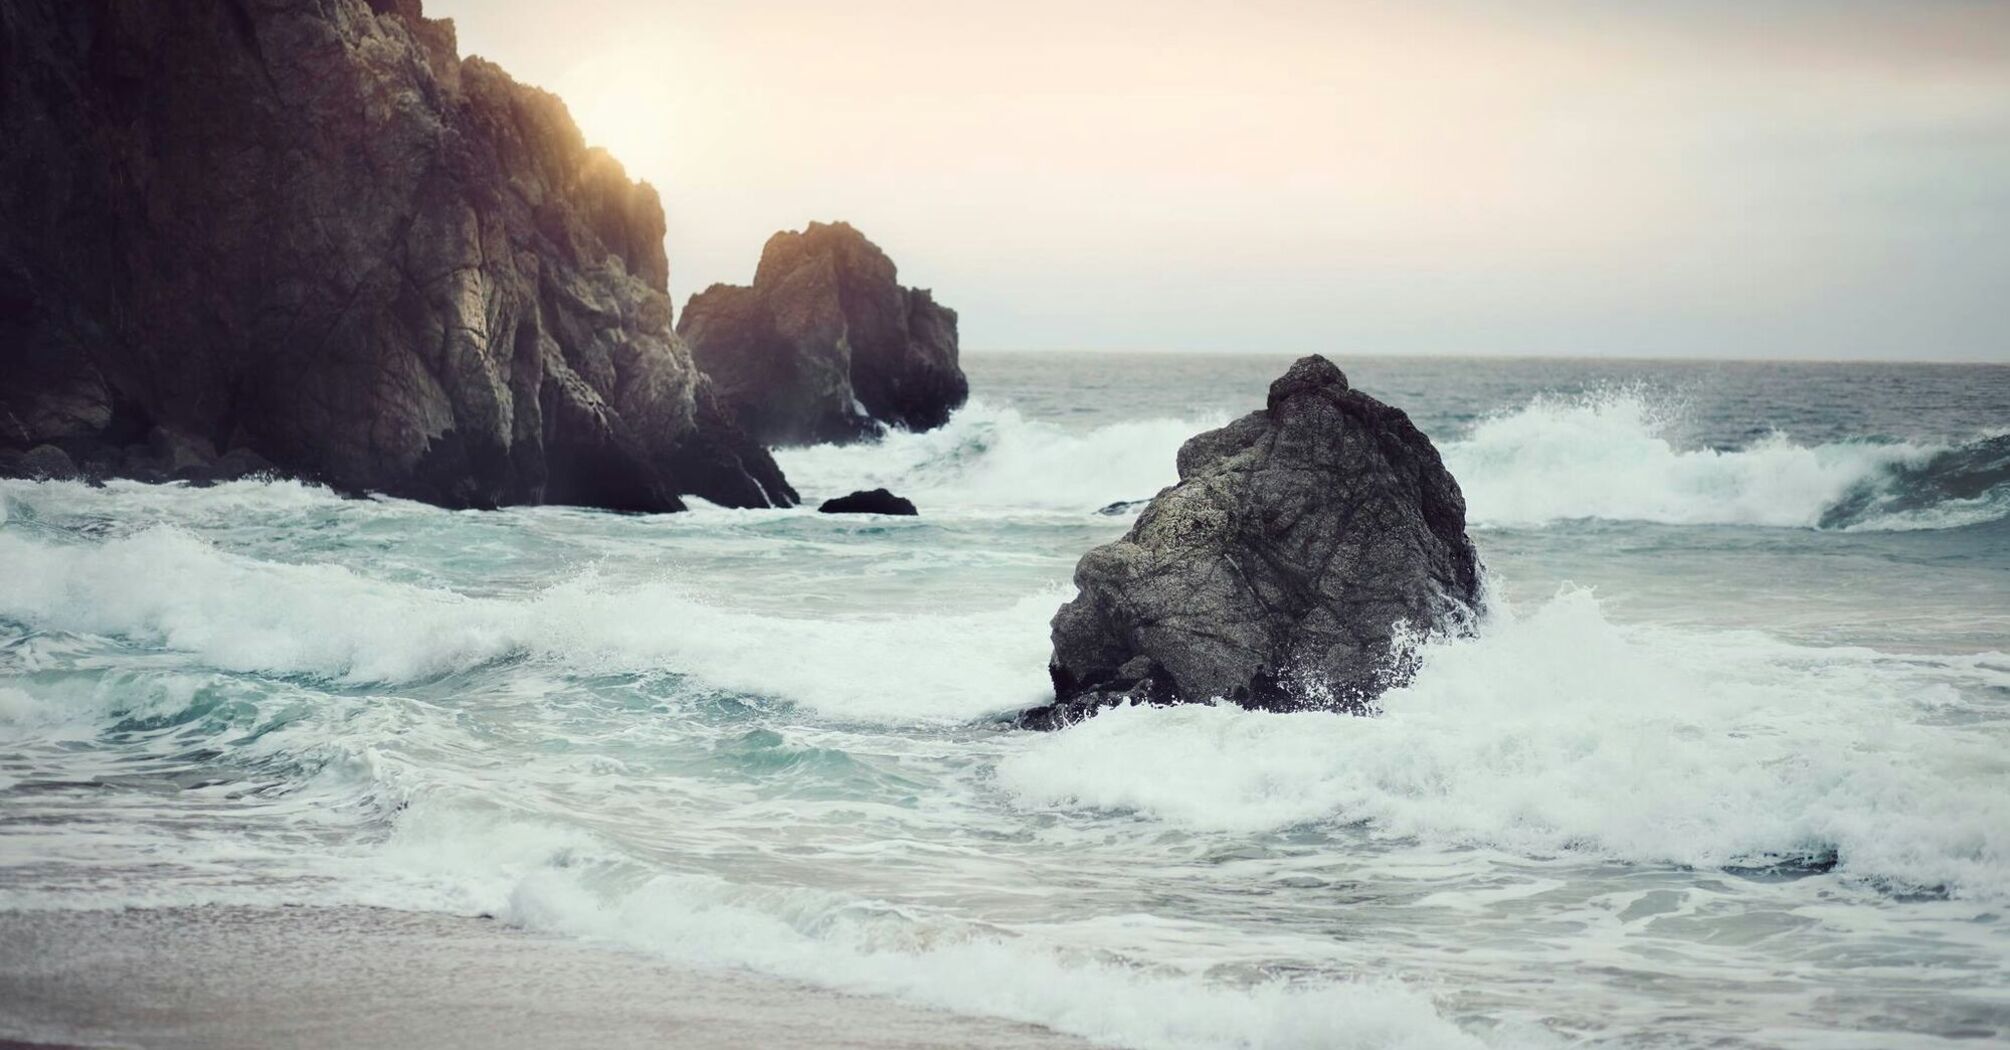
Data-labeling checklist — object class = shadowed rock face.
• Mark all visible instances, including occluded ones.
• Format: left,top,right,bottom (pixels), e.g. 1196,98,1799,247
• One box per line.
0,0,795,511
678,222,967,447
817,488,918,516
1022,355,1482,729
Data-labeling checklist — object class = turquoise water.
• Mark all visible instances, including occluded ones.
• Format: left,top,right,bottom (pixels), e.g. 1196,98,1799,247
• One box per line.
2,353,2007,1048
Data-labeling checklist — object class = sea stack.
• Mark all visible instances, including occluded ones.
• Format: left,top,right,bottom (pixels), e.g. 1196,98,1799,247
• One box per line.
1023,355,1482,729
0,0,793,512
678,222,968,447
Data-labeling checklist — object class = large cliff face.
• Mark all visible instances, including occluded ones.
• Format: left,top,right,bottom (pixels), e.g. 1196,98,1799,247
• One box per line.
0,0,795,511
677,222,967,448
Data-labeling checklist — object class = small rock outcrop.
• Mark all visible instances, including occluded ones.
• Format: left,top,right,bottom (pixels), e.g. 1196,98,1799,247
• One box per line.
0,0,794,512
817,489,918,516
3,445,79,482
678,223,967,447
0,423,283,488
1022,355,1481,729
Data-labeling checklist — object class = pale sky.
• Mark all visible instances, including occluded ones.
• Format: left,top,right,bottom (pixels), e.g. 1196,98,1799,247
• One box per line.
434,0,2010,361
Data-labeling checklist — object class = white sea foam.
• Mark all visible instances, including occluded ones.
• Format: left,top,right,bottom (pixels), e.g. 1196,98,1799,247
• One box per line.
5,372,2006,1047
771,392,2007,531
0,525,1052,721
368,800,1536,1050
1,474,352,522
1841,483,2010,533
0,686,39,723
1439,391,1998,530
1000,587,2010,899
775,399,1221,514
8,391,2000,534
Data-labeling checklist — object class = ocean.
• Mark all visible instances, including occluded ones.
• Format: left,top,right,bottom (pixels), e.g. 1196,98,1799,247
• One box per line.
2,352,2006,1048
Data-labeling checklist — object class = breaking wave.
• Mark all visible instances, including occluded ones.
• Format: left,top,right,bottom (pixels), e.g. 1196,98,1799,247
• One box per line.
773,399,1221,514
1441,391,2010,531
775,393,2008,531
0,524,1053,722
367,800,1529,1050
6,362,2006,1049
999,585,2010,900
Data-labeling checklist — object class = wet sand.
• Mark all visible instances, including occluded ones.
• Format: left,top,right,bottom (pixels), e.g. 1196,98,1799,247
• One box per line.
0,906,1094,1050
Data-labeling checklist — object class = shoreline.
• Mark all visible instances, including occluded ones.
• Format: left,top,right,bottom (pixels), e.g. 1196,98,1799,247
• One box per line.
0,905,1093,1050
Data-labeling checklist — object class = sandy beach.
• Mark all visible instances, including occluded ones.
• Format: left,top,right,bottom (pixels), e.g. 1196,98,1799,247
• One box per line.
0,906,1092,1050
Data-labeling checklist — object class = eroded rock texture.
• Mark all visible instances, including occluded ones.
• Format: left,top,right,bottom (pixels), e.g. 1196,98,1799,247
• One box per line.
677,222,967,447
0,0,794,511
1023,355,1482,729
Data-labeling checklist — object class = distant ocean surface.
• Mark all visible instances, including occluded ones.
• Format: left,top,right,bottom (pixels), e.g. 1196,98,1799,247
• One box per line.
3,352,2007,1049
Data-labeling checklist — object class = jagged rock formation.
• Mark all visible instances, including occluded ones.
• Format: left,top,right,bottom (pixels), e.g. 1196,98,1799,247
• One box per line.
677,222,967,447
1022,355,1482,730
817,488,918,516
0,0,794,511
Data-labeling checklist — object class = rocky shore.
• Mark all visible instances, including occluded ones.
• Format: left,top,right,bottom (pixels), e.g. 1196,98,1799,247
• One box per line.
1,0,796,511
3,4,1462,731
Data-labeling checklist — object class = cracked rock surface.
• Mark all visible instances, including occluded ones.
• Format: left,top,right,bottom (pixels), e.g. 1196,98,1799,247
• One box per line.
0,0,793,511
1023,355,1482,729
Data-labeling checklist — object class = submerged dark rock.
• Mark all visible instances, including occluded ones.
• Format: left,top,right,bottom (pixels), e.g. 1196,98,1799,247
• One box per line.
10,445,78,482
678,223,967,447
1021,355,1482,730
0,425,280,489
817,488,918,516
0,0,793,512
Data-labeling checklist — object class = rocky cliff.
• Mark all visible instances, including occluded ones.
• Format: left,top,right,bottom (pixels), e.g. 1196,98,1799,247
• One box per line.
0,0,794,511
677,222,967,447
1023,355,1482,729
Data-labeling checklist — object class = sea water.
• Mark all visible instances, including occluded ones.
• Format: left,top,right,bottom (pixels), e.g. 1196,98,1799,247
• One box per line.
1,353,2006,1048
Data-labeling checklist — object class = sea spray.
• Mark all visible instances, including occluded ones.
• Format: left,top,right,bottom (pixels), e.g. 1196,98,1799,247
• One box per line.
1000,586,2010,899
774,399,1226,514
773,391,2010,532
0,523,1058,721
5,356,2008,1049
1440,390,1944,528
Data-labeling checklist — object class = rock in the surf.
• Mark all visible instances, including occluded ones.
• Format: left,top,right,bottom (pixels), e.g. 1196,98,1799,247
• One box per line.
1023,355,1481,729
678,222,968,447
817,488,919,516
5,445,79,481
0,0,793,513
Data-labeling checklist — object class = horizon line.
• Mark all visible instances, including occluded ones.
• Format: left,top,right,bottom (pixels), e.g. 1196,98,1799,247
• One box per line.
963,347,2010,367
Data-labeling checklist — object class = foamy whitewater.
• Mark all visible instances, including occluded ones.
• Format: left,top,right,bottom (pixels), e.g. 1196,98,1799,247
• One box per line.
3,354,2007,1048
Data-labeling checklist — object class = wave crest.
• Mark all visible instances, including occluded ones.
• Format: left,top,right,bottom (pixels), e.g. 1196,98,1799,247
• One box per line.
774,392,2008,531
998,586,2010,898
1440,391,2006,531
772,399,1221,514
0,526,1053,722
